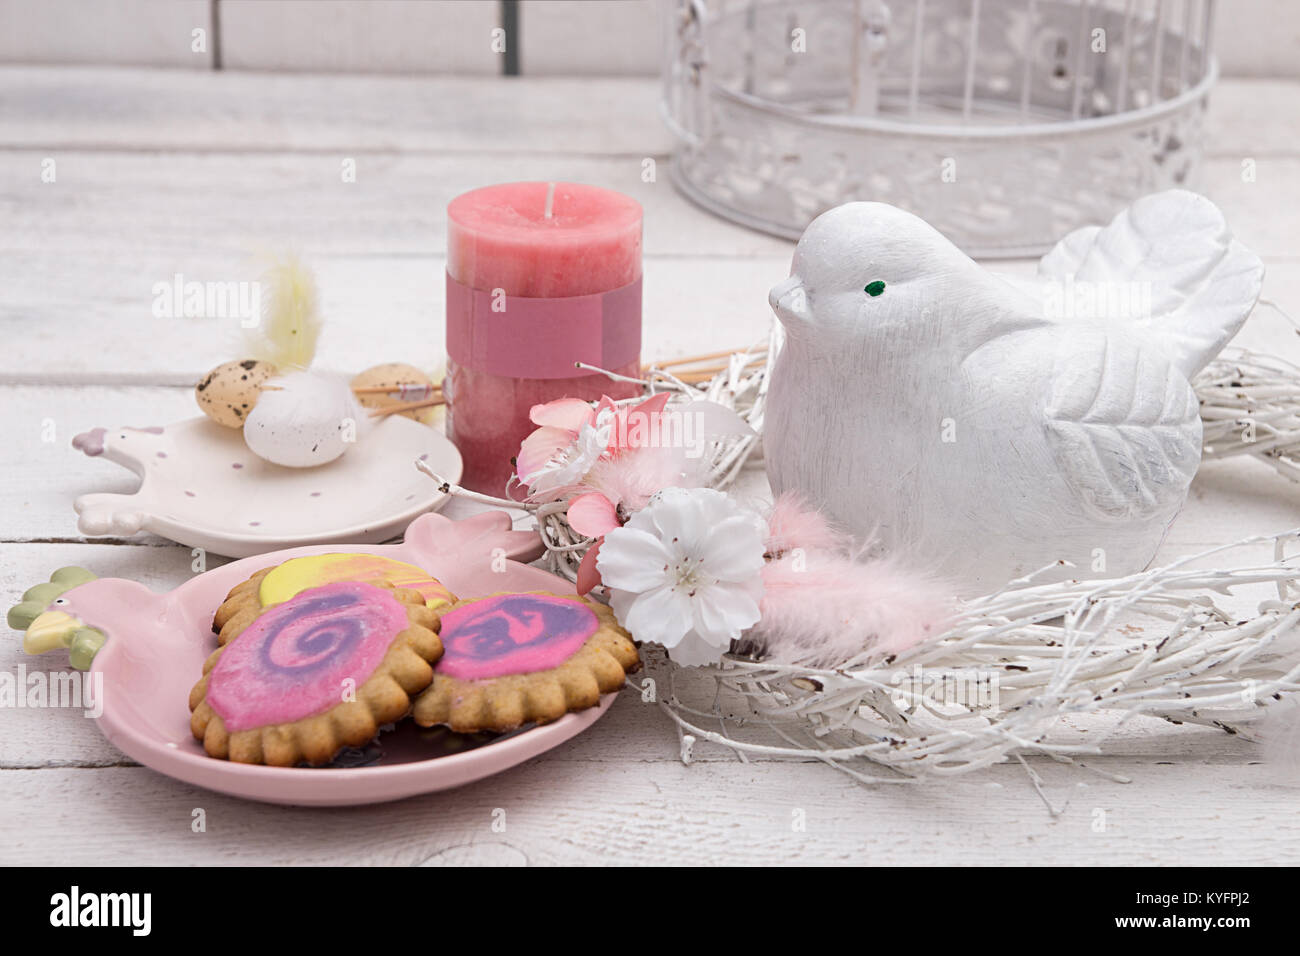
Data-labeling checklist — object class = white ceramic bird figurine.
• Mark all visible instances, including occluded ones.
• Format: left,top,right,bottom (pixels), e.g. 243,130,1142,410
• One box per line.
766,190,1265,592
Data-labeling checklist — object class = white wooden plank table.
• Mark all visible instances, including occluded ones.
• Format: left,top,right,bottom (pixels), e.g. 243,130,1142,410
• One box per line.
2,66,1299,866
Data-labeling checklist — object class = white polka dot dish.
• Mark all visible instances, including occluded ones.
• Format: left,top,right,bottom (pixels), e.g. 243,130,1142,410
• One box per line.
70,415,463,557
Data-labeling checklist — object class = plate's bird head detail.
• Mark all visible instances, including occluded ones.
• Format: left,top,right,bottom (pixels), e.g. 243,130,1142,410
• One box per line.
11,567,170,670
765,190,1265,592
8,567,107,669
72,425,167,464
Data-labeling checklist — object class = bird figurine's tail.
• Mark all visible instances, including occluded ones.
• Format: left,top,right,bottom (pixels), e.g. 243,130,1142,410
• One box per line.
1038,189,1264,379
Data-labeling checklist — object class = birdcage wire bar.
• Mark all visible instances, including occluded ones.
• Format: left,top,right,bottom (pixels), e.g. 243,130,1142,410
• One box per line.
662,0,1218,257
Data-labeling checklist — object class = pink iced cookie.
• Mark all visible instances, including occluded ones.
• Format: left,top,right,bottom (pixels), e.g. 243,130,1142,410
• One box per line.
190,581,443,766
208,581,408,731
436,593,599,681
412,591,640,733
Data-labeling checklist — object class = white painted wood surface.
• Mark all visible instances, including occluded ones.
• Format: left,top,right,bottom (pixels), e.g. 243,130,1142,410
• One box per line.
0,0,213,69
519,0,661,76
218,0,501,75
2,0,1299,79
1,67,1299,865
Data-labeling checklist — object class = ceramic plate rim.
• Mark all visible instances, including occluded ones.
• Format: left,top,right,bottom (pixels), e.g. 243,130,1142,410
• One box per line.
97,693,616,807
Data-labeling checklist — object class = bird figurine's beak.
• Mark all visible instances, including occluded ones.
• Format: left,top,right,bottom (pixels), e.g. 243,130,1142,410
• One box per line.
769,275,808,325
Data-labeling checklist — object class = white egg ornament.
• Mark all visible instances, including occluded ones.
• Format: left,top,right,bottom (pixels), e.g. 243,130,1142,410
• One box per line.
243,372,365,468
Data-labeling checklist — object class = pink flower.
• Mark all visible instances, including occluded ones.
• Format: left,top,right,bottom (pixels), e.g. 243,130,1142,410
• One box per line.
516,393,677,499
514,392,723,595
607,392,671,454
568,491,621,537
568,491,622,596
575,539,604,596
515,396,617,499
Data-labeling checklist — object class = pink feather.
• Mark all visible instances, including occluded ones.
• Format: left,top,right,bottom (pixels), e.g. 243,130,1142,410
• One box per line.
584,445,702,514
750,495,953,667
764,492,847,555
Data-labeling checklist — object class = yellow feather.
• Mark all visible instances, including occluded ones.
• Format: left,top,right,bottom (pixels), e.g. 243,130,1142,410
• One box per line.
247,253,321,370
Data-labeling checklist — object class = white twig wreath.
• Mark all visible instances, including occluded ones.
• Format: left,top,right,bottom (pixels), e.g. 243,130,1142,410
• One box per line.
657,532,1300,796
421,333,1300,791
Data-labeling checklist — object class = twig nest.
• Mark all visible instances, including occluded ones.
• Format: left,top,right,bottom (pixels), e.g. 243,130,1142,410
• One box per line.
351,363,437,424
244,371,363,468
195,359,278,428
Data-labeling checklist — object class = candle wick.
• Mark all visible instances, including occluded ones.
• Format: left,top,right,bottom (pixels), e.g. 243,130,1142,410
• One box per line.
544,182,556,220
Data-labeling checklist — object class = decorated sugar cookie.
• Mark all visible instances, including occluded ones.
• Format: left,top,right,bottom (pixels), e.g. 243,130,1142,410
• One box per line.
211,554,455,643
259,553,454,610
189,580,442,765
412,591,639,733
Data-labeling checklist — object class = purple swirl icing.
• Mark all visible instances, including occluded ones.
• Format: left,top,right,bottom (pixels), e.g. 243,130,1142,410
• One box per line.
207,581,408,732
257,588,364,674
437,594,598,681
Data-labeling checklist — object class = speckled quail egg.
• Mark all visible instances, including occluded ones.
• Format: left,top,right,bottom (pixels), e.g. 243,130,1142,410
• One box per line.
195,359,278,428
351,363,438,424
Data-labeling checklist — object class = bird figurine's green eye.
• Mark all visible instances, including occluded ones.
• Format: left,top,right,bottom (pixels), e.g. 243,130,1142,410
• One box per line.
864,280,886,297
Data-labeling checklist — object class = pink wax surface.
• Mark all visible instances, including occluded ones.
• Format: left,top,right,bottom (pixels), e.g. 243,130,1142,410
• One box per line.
445,182,643,494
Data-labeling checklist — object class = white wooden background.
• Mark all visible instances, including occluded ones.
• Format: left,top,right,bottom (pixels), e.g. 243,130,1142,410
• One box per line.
2,63,1300,864
2,0,1300,78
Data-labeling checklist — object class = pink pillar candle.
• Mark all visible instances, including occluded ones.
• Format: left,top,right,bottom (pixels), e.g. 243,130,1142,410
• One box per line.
445,182,644,494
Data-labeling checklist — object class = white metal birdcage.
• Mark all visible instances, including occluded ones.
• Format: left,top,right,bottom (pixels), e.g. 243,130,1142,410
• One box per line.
662,0,1218,257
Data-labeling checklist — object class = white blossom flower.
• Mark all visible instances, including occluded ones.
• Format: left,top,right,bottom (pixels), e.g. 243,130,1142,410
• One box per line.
596,487,765,665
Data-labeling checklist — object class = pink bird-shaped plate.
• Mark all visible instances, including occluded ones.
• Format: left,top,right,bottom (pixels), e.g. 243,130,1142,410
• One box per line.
13,511,618,806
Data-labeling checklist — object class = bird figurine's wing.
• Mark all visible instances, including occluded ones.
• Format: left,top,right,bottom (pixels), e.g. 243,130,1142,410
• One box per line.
1038,190,1264,379
1042,326,1202,521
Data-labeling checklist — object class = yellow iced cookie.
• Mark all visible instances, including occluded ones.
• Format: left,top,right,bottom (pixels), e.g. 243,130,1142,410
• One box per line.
258,554,455,610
